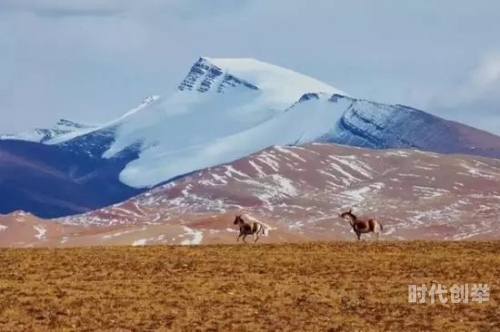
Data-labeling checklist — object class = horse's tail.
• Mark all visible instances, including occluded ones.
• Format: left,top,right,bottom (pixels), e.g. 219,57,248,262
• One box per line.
370,219,383,233
259,223,269,236
260,223,267,236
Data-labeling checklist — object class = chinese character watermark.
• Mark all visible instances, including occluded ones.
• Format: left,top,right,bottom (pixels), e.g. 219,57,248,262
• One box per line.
409,283,490,304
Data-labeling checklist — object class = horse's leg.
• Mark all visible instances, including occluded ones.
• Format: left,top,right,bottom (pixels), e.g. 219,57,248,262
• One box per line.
237,233,242,242
375,222,382,241
356,232,361,241
242,234,248,243
254,233,260,243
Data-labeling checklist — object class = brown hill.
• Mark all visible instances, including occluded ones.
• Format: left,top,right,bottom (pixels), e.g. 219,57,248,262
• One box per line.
2,142,500,247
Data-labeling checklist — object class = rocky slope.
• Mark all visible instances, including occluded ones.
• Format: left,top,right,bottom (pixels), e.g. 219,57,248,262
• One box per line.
317,94,500,158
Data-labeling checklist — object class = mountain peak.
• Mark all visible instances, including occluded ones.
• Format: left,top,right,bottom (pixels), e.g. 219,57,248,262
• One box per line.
177,57,259,93
142,95,160,104
178,56,349,98
55,118,94,129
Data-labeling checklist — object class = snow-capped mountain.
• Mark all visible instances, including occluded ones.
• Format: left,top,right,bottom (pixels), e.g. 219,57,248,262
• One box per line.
41,56,500,191
46,57,349,188
0,119,96,143
3,56,500,219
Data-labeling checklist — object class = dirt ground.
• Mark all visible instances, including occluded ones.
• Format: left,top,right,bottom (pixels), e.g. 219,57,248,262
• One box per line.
0,241,499,331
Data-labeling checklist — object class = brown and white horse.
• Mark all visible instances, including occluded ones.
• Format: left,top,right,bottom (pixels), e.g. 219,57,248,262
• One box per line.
233,214,266,243
339,209,383,241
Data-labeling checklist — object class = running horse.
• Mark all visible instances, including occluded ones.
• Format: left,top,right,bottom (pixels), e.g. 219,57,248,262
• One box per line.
233,214,266,243
339,209,383,241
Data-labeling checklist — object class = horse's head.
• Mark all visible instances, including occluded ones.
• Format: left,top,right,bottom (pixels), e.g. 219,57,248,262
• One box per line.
339,208,356,225
233,214,245,225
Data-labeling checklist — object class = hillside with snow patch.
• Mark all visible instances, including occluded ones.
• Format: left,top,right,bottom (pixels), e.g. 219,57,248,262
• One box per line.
60,142,500,233
5,142,500,247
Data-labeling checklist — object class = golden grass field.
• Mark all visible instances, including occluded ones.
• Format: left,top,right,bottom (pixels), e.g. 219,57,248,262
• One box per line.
0,241,499,331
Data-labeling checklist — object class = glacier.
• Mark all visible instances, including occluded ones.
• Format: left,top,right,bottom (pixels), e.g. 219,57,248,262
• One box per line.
117,93,353,187
13,56,500,191
113,91,500,189
44,57,350,188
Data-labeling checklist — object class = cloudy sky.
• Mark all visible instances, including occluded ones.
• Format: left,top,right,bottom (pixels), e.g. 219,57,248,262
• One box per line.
1,0,500,134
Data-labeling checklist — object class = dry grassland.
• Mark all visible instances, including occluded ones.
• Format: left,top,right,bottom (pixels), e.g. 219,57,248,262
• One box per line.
0,241,499,331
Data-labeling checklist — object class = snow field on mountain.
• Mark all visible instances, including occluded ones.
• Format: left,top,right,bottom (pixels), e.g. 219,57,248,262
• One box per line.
95,58,349,188
6,56,499,195
203,57,349,101
117,94,352,188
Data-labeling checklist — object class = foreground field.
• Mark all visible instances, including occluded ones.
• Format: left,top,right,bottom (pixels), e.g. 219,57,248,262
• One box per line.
0,241,499,331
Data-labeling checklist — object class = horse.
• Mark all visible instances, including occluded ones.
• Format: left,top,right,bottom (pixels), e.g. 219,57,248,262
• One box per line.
339,208,383,241
233,214,266,243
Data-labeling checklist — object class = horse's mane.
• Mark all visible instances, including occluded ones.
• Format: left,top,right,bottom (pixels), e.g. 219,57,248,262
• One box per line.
349,211,373,223
234,214,248,224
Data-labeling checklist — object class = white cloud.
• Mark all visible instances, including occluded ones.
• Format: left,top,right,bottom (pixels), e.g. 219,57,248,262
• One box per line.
0,0,124,17
438,53,500,107
414,52,500,134
0,0,249,18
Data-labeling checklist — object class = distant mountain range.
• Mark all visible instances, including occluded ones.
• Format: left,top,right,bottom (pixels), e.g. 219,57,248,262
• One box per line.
0,118,96,143
2,56,500,219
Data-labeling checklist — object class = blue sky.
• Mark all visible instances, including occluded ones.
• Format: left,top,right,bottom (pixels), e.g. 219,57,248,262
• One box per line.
1,0,500,134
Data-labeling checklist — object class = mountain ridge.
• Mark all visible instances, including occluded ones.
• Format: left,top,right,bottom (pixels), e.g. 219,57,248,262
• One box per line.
0,118,97,143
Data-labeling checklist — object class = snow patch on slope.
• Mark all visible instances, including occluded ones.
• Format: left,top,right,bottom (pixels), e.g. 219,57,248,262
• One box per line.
33,225,46,240
179,226,203,245
132,239,147,246
342,182,385,202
